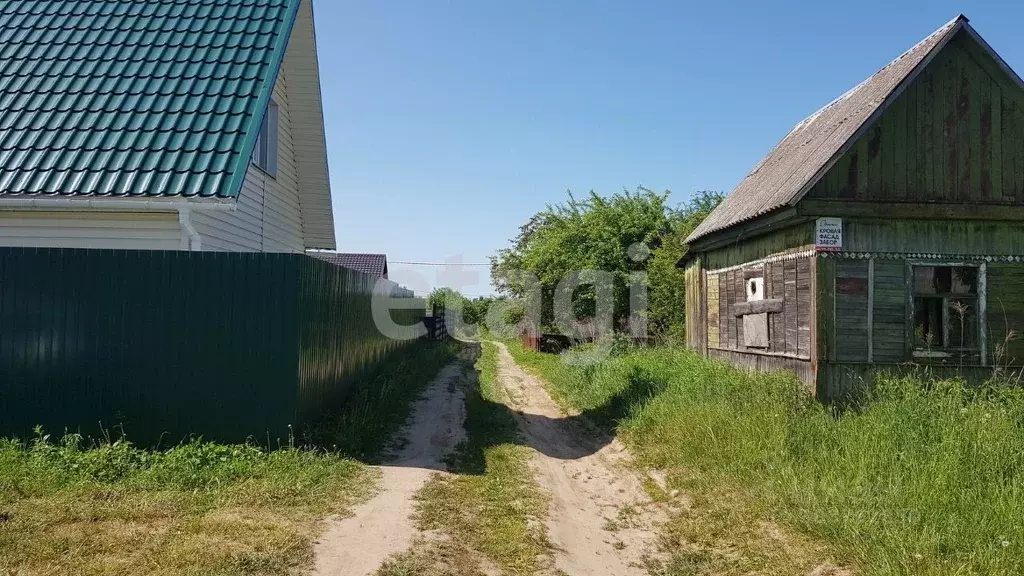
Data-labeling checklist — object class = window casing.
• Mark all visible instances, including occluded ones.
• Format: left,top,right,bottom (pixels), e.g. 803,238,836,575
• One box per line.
251,99,279,177
910,262,985,358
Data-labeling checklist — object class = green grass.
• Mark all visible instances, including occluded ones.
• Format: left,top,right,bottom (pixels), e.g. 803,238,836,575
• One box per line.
307,341,463,459
506,340,1024,576
412,342,550,575
0,340,459,576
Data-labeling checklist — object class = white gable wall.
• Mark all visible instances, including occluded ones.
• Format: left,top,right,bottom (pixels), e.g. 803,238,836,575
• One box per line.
191,57,305,253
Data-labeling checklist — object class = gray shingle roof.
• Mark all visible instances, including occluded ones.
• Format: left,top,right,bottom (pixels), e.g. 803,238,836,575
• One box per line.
687,15,966,243
310,252,388,278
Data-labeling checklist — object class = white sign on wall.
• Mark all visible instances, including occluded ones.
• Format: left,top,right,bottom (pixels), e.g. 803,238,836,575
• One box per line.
815,217,843,252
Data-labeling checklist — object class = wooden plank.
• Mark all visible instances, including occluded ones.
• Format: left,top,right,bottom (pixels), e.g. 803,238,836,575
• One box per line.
915,71,929,200
893,93,907,200
978,72,992,201
770,262,784,353
1017,102,1024,202
1002,97,1016,201
797,200,1024,221
707,273,720,349
797,257,812,356
992,87,1003,201
725,269,735,349
904,81,918,199
957,48,971,202
817,258,836,364
867,258,875,363
943,48,958,202
735,269,746,347
785,260,798,351
922,69,936,201
734,299,784,316
743,266,765,280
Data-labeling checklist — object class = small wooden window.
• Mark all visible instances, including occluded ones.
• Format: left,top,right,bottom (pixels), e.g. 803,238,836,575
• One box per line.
911,264,983,357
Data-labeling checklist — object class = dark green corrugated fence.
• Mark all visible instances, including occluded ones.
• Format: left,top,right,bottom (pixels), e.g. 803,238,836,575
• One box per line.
0,248,425,445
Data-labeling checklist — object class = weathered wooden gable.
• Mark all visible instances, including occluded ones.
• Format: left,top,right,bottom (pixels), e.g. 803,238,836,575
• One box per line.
807,30,1024,204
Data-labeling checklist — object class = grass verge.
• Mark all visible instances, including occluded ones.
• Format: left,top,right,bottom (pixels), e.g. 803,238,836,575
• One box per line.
506,340,1024,576
307,341,462,459
0,340,458,576
411,342,550,575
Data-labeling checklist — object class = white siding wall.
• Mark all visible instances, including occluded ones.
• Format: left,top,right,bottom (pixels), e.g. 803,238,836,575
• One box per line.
0,211,181,250
191,51,306,253
286,0,335,249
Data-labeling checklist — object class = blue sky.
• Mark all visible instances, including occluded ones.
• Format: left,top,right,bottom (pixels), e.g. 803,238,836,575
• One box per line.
312,1,1024,297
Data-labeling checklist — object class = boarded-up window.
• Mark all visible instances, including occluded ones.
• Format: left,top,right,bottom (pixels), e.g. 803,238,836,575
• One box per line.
743,270,769,348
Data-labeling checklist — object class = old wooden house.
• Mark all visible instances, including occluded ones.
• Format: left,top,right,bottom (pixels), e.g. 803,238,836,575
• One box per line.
682,15,1024,398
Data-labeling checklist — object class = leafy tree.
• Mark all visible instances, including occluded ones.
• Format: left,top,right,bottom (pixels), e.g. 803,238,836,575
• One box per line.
647,191,724,341
491,187,721,339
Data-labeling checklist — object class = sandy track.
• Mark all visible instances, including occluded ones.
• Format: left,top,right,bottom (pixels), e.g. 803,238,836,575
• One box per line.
312,362,467,576
492,342,663,576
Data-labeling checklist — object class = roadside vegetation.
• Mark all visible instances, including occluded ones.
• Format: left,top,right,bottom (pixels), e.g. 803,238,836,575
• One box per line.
396,342,551,575
0,341,457,576
506,340,1024,576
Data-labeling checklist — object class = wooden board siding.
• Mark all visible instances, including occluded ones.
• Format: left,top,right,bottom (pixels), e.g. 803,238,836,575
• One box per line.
835,259,870,362
708,253,814,365
709,348,814,390
986,262,1024,365
703,223,814,269
873,259,908,363
843,219,1024,255
684,257,704,351
807,34,1024,204
707,274,720,348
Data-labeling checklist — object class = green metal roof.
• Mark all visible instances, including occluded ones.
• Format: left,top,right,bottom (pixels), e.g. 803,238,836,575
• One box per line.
0,0,301,199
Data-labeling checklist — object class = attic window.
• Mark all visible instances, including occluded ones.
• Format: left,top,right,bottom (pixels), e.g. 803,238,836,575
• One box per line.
912,264,983,355
251,99,279,177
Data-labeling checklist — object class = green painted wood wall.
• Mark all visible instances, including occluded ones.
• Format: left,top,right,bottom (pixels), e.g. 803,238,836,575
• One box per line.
844,219,1024,254
702,223,814,270
808,32,1024,204
835,260,869,362
873,260,907,363
986,263,1024,365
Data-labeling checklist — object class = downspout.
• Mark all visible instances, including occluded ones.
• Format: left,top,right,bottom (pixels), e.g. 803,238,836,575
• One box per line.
176,205,202,251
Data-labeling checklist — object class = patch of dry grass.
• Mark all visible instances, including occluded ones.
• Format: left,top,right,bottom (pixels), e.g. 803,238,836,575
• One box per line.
0,440,375,575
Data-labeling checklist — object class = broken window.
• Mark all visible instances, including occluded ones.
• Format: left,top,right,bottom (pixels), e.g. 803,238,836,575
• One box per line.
912,265,981,354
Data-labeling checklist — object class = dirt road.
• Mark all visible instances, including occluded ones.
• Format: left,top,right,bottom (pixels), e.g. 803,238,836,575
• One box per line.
311,344,662,575
492,342,663,576
312,362,467,576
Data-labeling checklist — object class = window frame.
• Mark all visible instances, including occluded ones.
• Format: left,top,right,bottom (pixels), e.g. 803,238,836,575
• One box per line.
905,259,987,364
250,99,279,177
